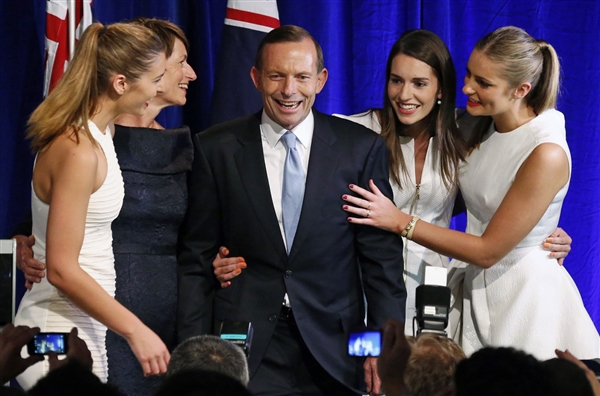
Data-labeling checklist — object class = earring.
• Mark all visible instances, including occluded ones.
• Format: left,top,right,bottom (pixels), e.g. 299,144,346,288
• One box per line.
437,99,442,105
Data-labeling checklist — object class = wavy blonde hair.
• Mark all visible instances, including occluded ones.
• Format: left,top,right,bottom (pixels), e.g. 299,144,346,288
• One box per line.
27,22,165,152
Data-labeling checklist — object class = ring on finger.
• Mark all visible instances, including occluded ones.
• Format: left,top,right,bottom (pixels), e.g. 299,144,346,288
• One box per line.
366,210,371,218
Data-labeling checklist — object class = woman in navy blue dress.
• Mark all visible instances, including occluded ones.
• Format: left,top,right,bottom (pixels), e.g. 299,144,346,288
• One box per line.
105,18,196,396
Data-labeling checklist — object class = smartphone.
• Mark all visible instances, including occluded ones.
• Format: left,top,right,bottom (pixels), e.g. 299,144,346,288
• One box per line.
219,320,253,357
27,332,69,355
348,328,382,357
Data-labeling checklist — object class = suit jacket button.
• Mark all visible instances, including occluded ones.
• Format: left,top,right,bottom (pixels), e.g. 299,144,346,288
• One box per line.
285,270,292,278
269,314,277,322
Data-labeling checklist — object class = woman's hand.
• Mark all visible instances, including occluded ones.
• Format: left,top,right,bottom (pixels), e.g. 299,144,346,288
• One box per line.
126,325,170,377
543,227,572,265
342,180,409,234
213,246,246,288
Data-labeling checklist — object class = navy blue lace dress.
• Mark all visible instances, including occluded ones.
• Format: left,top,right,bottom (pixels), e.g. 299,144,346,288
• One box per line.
106,125,192,396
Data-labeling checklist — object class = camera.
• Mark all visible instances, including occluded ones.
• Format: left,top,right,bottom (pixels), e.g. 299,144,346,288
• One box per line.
412,266,451,336
27,332,69,355
415,284,450,336
347,328,382,357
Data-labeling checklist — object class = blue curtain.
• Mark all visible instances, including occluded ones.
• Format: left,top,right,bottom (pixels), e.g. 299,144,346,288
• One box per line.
1,0,599,330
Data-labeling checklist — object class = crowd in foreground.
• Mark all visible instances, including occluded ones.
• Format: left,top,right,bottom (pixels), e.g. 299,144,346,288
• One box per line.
2,321,599,396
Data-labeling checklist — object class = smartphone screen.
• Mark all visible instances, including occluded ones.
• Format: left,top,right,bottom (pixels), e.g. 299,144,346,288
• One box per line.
27,332,69,355
348,329,382,357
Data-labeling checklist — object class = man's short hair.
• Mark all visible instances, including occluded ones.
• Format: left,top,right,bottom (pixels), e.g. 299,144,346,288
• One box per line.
168,335,249,386
254,25,325,72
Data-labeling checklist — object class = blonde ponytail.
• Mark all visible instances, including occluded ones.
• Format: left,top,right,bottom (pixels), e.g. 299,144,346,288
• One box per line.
27,22,165,152
474,26,561,115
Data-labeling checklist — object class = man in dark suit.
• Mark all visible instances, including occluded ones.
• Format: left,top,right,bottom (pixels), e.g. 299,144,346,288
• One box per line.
177,25,406,396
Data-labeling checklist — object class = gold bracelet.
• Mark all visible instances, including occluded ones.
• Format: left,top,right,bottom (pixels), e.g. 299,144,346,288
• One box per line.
400,216,420,240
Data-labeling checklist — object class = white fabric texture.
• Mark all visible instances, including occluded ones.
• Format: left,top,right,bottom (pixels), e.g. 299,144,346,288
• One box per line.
15,120,124,389
335,111,457,336
456,109,599,359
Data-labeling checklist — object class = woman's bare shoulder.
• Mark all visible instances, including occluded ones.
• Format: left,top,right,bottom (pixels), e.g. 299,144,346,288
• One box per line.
41,129,99,171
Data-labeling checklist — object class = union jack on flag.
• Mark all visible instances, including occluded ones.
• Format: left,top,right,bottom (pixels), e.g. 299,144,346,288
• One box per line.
44,0,94,97
210,0,280,125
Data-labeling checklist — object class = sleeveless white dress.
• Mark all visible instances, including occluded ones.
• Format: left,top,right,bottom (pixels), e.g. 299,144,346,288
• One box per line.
455,109,599,360
335,111,457,335
15,121,124,389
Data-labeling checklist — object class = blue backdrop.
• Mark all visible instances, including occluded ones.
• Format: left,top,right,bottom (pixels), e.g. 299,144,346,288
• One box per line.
1,0,598,331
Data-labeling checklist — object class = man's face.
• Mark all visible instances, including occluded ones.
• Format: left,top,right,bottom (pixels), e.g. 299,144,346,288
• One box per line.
251,38,328,130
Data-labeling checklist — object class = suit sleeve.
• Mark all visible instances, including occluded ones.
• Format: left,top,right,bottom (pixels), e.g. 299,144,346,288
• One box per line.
177,133,220,343
12,211,33,237
356,137,407,327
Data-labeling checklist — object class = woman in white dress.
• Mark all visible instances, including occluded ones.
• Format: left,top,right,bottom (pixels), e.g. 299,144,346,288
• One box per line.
343,26,599,360
14,22,170,389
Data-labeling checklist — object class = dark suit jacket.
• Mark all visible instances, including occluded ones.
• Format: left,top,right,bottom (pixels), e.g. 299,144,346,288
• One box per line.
177,110,406,392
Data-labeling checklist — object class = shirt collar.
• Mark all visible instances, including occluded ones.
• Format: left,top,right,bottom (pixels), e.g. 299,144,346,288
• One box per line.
260,110,314,149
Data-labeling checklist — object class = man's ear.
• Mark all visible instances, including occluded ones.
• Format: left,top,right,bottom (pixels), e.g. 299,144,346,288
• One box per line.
250,67,262,92
315,68,328,94
111,74,128,96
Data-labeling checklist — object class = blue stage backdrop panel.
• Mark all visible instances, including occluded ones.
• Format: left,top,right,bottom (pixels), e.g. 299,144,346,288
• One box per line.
1,0,598,331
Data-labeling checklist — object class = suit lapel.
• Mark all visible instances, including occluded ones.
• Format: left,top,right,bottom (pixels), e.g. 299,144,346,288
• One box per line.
235,113,287,257
289,111,340,258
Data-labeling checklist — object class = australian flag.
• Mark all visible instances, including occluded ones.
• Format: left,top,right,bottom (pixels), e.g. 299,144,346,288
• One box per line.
210,0,280,125
44,0,94,97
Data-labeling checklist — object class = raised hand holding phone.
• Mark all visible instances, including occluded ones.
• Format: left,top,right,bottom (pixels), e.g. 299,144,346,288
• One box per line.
0,324,44,383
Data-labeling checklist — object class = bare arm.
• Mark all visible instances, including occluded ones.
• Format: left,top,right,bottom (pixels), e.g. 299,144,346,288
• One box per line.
344,143,569,268
40,138,169,376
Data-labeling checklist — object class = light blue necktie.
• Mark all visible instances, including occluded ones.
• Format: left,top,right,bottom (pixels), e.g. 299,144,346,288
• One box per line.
281,131,305,254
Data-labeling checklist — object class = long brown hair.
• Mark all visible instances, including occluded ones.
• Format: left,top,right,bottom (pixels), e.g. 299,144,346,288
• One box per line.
380,30,466,189
27,22,165,152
